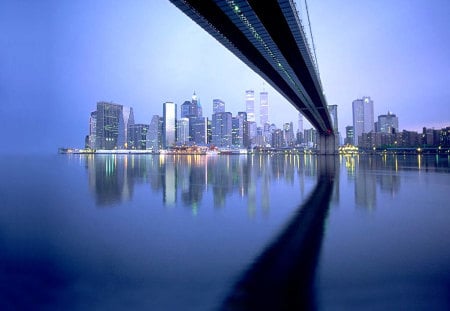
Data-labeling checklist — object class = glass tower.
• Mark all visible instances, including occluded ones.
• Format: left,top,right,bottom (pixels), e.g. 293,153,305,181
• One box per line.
245,90,255,122
163,102,177,149
352,96,374,146
259,91,268,126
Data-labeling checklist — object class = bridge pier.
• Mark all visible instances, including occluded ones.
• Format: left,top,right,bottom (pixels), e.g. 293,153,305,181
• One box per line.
318,134,337,155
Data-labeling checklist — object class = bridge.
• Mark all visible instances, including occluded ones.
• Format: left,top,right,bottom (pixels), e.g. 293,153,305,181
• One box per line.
169,0,336,154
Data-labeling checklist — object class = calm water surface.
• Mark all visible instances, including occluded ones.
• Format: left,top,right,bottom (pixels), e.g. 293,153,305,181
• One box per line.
0,154,449,310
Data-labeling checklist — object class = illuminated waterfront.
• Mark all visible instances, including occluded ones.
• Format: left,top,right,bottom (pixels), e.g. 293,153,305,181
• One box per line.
1,154,449,309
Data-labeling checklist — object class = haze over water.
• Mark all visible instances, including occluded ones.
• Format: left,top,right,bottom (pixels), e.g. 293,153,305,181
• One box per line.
1,153,449,309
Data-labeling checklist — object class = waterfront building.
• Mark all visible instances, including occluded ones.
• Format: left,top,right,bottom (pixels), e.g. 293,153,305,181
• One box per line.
237,112,249,148
352,96,374,146
248,121,257,144
122,107,135,149
377,111,399,134
298,112,304,134
304,128,317,148
271,129,285,148
284,122,295,147
191,117,208,145
163,102,177,148
96,101,124,150
192,91,202,117
88,111,97,149
213,99,225,114
128,124,149,150
148,115,162,151
177,118,190,145
345,125,354,145
212,112,232,148
232,116,244,148
259,91,268,126
245,90,255,122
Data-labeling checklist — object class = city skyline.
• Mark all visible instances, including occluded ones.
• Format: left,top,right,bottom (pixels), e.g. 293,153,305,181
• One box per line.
1,0,450,153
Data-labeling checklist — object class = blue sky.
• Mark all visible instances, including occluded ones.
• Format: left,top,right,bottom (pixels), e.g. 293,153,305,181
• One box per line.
1,0,449,152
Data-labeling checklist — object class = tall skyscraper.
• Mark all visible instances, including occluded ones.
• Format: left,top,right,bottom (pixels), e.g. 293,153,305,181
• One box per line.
245,90,255,122
345,125,354,145
148,115,162,151
191,117,208,145
377,111,399,134
212,112,232,147
96,101,124,150
237,112,249,148
259,91,268,126
213,99,225,114
122,106,134,149
352,96,374,146
128,124,149,150
88,111,97,149
298,112,303,133
177,117,190,145
284,122,295,146
192,91,202,117
232,116,244,148
163,102,177,148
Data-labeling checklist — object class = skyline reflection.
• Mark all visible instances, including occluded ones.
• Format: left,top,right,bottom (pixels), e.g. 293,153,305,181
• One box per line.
83,154,320,213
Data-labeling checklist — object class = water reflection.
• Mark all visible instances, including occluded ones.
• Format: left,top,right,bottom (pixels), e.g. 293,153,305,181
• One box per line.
83,154,319,211
222,156,338,310
342,154,450,209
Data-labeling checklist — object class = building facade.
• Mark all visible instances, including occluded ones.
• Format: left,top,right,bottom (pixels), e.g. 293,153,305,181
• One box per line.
95,101,124,150
212,112,232,148
163,102,177,149
245,90,255,122
352,96,374,146
259,91,268,126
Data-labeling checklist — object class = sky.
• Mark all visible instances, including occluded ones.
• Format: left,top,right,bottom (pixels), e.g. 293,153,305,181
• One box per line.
1,0,450,153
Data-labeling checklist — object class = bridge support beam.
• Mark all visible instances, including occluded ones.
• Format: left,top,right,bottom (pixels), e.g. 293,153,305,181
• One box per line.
318,134,337,155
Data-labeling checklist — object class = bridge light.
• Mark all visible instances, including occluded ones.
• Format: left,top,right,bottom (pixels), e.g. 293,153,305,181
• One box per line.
234,5,239,12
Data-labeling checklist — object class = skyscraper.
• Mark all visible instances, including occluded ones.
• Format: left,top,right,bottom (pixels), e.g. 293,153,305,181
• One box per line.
122,106,134,149
163,102,177,148
245,90,255,122
237,112,249,148
88,111,97,149
148,115,162,151
377,111,399,134
352,96,374,146
212,112,232,147
192,91,202,117
177,117,190,145
128,124,149,150
232,116,244,148
345,125,354,145
259,91,268,126
213,99,225,114
191,117,208,145
96,101,124,150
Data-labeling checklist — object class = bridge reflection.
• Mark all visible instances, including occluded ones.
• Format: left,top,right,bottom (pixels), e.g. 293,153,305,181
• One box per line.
221,156,338,310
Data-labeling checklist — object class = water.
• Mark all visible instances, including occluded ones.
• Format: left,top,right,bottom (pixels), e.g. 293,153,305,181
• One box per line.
0,153,449,310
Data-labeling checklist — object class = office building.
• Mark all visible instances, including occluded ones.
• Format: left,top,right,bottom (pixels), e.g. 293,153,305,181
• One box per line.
260,91,268,126
213,99,225,114
245,90,255,122
163,102,177,148
232,116,244,148
88,111,97,149
177,117,190,145
377,111,399,134
352,96,374,146
191,117,208,145
237,112,249,148
128,124,149,150
212,112,232,147
122,107,135,149
96,101,124,150
148,115,162,151
345,125,354,145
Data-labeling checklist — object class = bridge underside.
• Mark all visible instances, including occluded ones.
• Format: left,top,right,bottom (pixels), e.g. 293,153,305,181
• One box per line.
170,0,336,152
